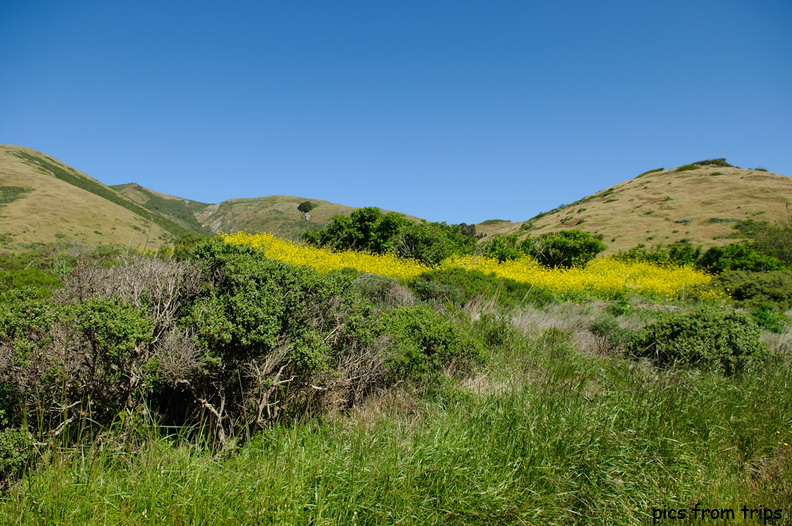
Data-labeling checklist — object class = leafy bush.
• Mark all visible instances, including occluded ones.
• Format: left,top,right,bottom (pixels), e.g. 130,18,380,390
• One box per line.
626,307,768,374
383,305,485,381
409,267,554,308
698,242,786,273
301,207,476,265
477,234,531,262
531,230,606,268
297,201,316,213
392,221,475,265
0,427,34,490
715,270,792,311
616,242,702,267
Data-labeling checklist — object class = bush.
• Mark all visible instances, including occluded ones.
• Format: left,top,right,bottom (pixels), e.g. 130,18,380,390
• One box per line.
297,201,316,213
715,269,792,311
383,305,485,382
626,307,767,374
409,267,554,308
0,427,34,490
531,230,606,268
698,242,786,273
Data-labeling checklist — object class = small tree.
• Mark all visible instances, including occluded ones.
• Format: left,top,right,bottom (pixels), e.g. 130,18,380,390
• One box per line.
531,230,605,268
297,201,316,213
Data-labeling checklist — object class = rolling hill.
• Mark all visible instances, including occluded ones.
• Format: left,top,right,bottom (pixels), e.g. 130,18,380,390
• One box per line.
3,146,791,255
111,183,361,240
0,145,190,250
475,160,792,253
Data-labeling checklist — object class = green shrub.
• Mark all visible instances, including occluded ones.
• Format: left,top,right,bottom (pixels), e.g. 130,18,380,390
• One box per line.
626,307,767,374
297,201,316,213
383,305,486,381
531,230,606,268
0,427,34,490
715,270,792,311
698,242,786,273
751,305,788,334
409,267,554,308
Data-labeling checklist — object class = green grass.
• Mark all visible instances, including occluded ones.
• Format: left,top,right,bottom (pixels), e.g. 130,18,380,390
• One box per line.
0,186,32,205
2,312,790,525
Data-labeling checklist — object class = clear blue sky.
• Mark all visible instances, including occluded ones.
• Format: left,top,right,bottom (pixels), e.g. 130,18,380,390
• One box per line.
2,0,791,224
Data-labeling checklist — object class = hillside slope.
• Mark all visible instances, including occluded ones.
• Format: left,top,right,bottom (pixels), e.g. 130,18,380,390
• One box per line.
0,145,189,249
112,184,360,240
476,162,792,253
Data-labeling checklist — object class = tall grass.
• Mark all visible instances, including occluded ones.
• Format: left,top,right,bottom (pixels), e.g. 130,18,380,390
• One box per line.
2,324,790,525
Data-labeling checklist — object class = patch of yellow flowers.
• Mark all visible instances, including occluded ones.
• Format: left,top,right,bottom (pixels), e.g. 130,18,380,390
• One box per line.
222,232,720,301
222,231,430,280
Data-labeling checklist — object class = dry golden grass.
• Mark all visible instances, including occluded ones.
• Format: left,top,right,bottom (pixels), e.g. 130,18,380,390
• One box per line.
0,145,173,249
476,165,792,253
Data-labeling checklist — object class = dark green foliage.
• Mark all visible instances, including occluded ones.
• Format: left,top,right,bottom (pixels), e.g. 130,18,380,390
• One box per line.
0,427,34,489
0,186,32,205
383,305,485,381
715,270,792,311
615,241,702,267
751,221,792,267
531,230,605,268
698,242,785,273
676,164,699,172
302,207,410,253
189,240,363,373
409,267,554,308
478,234,531,262
692,158,734,168
169,233,205,260
627,307,767,374
297,201,316,213
635,168,664,178
751,305,788,334
302,207,476,265
392,221,476,265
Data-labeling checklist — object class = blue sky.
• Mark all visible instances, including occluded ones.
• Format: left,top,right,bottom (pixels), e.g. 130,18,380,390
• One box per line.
2,1,791,224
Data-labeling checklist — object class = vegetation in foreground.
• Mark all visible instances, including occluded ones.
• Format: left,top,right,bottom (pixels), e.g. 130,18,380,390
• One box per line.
0,218,791,524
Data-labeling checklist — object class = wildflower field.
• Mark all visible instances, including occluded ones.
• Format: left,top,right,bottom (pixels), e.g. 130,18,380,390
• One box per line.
222,231,718,300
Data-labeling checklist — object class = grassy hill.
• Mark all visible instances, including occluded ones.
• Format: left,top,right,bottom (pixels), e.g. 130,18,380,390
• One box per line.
5,145,791,254
0,145,191,250
475,160,792,253
112,184,361,240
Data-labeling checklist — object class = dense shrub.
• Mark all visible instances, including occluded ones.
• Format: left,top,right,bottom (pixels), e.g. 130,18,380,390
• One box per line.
715,269,792,311
616,242,702,267
383,305,486,381
0,427,33,490
531,230,606,268
477,234,531,262
301,207,476,265
297,201,316,213
409,267,554,308
626,307,767,374
698,242,785,273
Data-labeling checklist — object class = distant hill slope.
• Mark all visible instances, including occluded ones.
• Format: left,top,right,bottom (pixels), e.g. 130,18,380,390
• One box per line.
475,162,792,253
0,145,190,250
111,184,362,240
112,184,426,241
